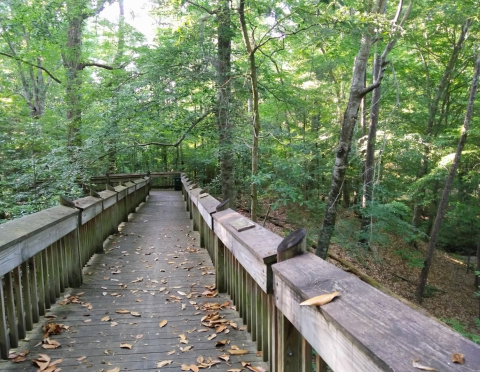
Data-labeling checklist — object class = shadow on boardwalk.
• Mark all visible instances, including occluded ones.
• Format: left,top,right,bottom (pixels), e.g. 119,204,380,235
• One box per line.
1,191,267,371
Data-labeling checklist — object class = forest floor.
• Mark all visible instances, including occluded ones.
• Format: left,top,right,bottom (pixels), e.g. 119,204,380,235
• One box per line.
241,205,480,342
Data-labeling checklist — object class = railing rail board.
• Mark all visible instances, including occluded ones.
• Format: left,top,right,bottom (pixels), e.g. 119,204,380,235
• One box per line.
180,174,480,372
0,175,150,359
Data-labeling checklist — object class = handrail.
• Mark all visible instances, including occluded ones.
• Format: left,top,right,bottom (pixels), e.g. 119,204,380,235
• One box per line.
0,176,151,359
180,174,480,372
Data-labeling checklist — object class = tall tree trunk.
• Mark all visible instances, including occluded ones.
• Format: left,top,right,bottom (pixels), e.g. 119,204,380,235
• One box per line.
63,0,84,148
475,226,480,289
316,0,388,259
412,19,471,227
216,0,234,206
239,0,261,222
416,49,480,303
360,0,413,244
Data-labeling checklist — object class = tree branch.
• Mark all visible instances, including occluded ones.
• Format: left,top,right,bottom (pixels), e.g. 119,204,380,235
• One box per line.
185,0,217,15
0,52,62,84
136,110,214,148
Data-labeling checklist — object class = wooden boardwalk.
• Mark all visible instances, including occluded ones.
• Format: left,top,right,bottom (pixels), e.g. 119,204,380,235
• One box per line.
1,191,267,371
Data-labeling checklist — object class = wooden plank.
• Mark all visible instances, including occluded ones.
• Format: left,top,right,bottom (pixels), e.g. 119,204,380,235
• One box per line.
53,243,61,298
4,272,19,347
98,190,117,209
0,207,79,277
28,257,40,323
213,213,276,294
74,196,103,224
41,249,51,309
114,185,127,201
273,253,480,372
302,338,313,372
0,277,9,359
230,217,255,232
12,267,26,339
215,237,226,292
47,245,56,303
35,252,46,315
20,261,33,331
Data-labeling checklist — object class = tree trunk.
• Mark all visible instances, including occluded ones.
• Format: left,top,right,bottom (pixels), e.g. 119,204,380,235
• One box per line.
216,0,234,206
412,19,471,227
360,0,413,244
63,0,84,148
239,0,261,222
416,48,480,303
316,0,388,259
475,226,480,288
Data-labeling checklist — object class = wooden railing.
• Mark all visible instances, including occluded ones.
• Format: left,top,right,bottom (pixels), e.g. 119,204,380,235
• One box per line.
181,175,480,372
0,176,150,359
90,172,181,190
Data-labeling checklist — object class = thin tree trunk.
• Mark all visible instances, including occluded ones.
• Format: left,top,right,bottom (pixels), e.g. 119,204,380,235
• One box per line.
475,226,480,288
63,0,84,148
361,0,413,244
316,0,388,259
239,0,261,222
416,48,480,303
216,0,234,206
412,19,471,227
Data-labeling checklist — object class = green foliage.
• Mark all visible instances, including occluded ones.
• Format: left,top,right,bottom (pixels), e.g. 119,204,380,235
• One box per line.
395,249,425,268
442,318,480,344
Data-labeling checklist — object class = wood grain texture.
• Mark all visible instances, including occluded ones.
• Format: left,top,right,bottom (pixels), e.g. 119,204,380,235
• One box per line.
74,196,103,224
0,277,9,359
98,190,117,209
273,253,480,372
114,185,128,200
0,190,267,371
0,208,78,277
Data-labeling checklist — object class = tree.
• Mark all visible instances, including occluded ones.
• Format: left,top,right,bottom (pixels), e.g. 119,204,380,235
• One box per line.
316,0,389,259
416,48,480,303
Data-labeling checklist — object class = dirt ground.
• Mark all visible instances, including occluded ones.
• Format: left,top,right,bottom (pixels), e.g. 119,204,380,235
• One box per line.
249,208,480,340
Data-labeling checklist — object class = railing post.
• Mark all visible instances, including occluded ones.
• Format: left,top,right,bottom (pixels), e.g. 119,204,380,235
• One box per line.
276,228,310,372
0,278,10,359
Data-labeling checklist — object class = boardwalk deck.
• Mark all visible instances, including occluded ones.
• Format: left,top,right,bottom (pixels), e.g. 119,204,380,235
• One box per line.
1,191,267,372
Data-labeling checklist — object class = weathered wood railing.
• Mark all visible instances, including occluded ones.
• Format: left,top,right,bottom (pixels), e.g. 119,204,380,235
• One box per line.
90,172,181,190
0,176,150,359
181,175,480,372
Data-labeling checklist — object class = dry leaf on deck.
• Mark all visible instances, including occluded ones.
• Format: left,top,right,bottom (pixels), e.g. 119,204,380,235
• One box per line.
451,354,464,364
157,360,173,367
228,348,248,355
116,309,130,314
159,320,168,328
179,334,188,344
413,359,438,371
181,365,190,371
101,316,111,322
120,343,132,349
180,345,192,352
106,368,120,372
207,334,217,340
300,291,340,306
76,356,87,361
131,312,141,317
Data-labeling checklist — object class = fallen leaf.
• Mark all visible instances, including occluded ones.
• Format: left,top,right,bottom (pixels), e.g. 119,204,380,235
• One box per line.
181,365,190,371
190,365,199,372
180,345,192,352
131,312,141,317
120,343,132,349
228,348,248,355
451,353,464,364
106,368,120,372
101,316,111,322
413,359,438,371
116,309,130,314
167,350,175,355
77,356,87,361
208,334,217,340
157,360,173,367
159,320,168,328
300,291,340,306
218,354,230,362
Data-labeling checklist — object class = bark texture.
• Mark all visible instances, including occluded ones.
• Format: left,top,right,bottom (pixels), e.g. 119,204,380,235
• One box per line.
316,0,387,259
416,48,480,303
216,0,235,207
239,0,261,222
